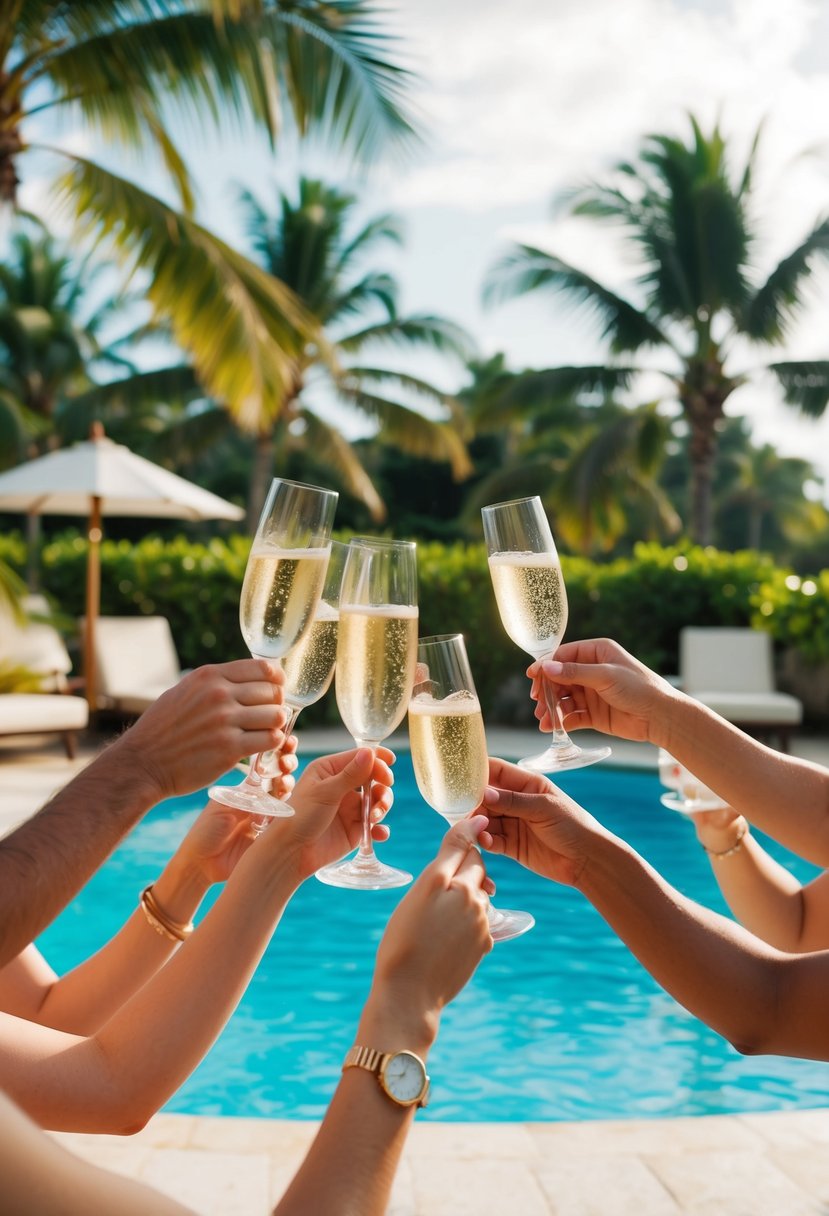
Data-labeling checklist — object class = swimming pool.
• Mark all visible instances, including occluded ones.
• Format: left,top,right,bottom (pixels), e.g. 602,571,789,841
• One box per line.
39,756,829,1122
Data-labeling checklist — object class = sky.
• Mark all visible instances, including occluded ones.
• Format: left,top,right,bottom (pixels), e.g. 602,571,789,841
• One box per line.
24,0,829,499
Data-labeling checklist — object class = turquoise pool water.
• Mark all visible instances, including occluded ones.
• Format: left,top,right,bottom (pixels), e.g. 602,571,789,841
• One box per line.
39,756,829,1122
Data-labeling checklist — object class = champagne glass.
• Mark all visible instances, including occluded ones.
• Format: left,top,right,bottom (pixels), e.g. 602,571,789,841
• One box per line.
278,538,347,735
409,633,535,942
481,496,611,773
316,538,418,890
208,478,337,817
658,750,728,815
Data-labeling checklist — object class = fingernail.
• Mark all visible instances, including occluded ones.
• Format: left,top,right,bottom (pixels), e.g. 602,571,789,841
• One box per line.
543,660,564,676
482,786,499,806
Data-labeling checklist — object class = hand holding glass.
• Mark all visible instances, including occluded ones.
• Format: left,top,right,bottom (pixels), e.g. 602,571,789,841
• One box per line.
208,478,337,818
316,538,418,890
481,496,611,773
409,633,534,941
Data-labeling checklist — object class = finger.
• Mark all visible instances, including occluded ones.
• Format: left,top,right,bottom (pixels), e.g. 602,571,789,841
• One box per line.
540,657,609,689
370,823,391,842
236,704,290,731
279,735,299,758
240,729,288,756
320,747,376,794
232,680,287,707
431,815,489,879
222,658,285,687
370,757,395,787
482,875,496,897
375,745,396,765
481,782,553,816
279,750,299,773
371,789,394,821
486,756,552,795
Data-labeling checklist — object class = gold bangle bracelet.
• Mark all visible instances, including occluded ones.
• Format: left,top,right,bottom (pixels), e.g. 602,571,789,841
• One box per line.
139,885,194,943
701,819,748,860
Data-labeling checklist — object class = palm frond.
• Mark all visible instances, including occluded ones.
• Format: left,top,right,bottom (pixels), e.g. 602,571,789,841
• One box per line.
52,151,315,432
767,360,829,418
299,407,386,520
338,314,476,360
334,387,472,479
484,244,670,353
744,218,829,341
269,1,419,158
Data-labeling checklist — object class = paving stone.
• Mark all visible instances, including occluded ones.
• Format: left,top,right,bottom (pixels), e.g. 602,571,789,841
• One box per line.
535,1153,681,1215
527,1114,759,1158
647,1148,821,1216
140,1147,270,1216
406,1120,538,1159
410,1156,550,1216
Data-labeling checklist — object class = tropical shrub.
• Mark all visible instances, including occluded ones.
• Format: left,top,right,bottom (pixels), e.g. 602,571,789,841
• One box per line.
0,531,824,720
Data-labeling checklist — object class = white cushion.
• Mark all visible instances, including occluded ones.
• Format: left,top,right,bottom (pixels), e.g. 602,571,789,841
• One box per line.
0,693,89,733
91,616,181,713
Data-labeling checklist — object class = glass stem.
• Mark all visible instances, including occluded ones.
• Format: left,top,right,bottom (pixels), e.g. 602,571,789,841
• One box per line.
542,670,574,748
254,705,301,783
358,781,375,860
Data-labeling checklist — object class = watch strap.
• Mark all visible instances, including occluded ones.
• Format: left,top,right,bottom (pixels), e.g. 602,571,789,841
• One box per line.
343,1045,389,1074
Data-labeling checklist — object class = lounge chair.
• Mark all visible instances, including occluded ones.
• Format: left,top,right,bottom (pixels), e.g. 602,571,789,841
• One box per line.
93,615,182,716
679,626,803,752
0,595,89,757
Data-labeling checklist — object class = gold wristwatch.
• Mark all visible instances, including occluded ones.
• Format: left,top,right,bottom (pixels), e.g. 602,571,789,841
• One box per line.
342,1045,430,1108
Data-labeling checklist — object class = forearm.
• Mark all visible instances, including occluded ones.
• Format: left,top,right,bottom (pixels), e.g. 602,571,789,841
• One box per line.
34,860,212,1034
576,830,821,1058
0,742,161,968
4,846,300,1134
695,821,807,951
654,692,829,864
274,991,435,1216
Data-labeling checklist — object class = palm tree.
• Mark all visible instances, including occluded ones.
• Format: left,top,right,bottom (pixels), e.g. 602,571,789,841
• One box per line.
234,176,475,525
484,115,829,544
716,441,826,553
1,1,417,444
0,224,145,463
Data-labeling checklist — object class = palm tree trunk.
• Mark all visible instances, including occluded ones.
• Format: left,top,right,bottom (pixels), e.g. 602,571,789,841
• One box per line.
0,72,22,206
747,506,762,551
688,422,717,545
247,431,277,532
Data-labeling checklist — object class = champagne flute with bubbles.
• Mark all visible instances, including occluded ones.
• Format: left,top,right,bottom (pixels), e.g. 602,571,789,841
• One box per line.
208,478,337,818
409,633,535,941
481,496,611,773
316,538,418,890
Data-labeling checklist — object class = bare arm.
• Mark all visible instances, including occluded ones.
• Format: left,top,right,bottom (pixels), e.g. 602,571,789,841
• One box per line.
0,1091,195,1216
531,640,829,865
0,749,393,1133
690,808,829,952
274,817,493,1216
482,757,829,1063
0,658,287,968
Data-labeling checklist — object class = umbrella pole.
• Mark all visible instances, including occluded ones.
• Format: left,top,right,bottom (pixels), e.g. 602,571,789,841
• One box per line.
84,496,102,713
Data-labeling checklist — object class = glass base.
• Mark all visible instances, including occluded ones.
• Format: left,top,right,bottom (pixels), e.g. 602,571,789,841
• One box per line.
207,782,294,818
315,851,412,890
518,743,611,774
488,904,535,943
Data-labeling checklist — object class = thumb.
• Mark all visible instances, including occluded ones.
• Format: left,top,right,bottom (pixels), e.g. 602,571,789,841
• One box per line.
431,815,488,880
481,784,545,817
316,746,374,797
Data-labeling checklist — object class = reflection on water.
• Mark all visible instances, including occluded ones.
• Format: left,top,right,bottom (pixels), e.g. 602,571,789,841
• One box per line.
38,758,829,1122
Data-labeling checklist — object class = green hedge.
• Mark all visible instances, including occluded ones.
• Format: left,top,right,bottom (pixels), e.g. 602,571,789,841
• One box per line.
1,530,825,721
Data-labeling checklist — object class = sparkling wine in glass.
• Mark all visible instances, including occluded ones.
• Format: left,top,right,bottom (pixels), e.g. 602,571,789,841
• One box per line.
481,496,611,773
208,478,337,817
316,538,418,890
409,633,534,942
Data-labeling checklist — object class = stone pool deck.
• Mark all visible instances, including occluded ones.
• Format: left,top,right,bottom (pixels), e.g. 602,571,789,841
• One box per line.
3,725,829,1214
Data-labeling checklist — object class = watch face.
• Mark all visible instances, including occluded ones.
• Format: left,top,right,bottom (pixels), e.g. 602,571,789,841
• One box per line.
383,1051,426,1104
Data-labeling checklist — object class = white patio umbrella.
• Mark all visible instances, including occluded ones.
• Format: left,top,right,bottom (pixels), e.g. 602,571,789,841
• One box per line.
0,425,244,710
